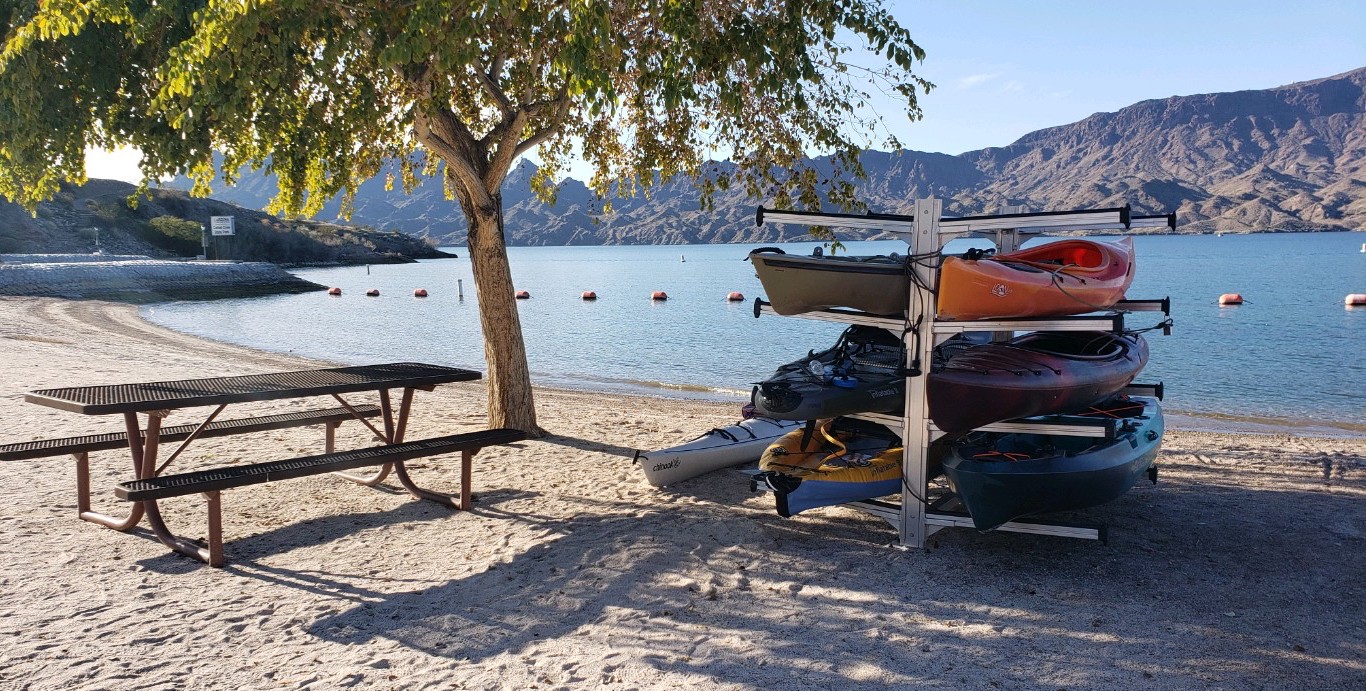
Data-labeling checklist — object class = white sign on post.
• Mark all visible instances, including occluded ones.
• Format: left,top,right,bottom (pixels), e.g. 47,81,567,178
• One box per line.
210,216,235,236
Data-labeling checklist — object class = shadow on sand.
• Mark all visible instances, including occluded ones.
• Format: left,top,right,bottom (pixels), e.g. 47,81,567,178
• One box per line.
287,460,1366,688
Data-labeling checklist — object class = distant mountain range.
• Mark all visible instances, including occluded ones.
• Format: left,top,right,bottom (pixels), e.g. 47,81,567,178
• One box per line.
169,67,1366,245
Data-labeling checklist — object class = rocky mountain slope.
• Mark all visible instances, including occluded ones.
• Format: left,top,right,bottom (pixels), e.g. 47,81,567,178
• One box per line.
171,67,1366,244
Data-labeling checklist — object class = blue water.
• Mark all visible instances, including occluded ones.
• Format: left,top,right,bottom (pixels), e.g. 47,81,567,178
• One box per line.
141,232,1366,432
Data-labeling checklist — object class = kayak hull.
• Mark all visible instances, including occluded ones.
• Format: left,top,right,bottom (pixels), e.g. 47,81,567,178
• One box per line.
942,396,1164,531
929,331,1149,436
938,238,1135,320
638,416,805,487
749,250,910,316
750,326,905,420
754,419,904,517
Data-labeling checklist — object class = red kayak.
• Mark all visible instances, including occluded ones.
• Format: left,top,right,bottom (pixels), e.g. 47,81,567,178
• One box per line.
928,331,1149,436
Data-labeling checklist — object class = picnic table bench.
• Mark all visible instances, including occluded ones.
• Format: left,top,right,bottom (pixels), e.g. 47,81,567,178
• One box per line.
7,362,526,567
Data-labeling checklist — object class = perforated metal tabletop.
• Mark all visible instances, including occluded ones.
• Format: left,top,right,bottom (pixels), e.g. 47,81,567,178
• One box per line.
25,362,481,415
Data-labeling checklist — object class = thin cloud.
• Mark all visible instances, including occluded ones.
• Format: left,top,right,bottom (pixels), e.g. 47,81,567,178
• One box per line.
955,72,1001,89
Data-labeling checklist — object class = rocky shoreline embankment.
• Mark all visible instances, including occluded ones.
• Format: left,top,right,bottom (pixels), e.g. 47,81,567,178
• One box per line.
0,254,325,303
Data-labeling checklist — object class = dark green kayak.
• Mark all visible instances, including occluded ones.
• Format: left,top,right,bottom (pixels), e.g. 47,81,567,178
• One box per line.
941,396,1164,531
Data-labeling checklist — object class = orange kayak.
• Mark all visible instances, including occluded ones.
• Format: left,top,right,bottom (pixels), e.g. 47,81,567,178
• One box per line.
937,237,1135,320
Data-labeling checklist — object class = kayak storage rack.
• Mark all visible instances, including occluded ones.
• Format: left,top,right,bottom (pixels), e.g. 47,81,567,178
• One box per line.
754,198,1176,547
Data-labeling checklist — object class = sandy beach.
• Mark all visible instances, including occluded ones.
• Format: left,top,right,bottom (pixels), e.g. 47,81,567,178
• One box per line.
0,296,1362,690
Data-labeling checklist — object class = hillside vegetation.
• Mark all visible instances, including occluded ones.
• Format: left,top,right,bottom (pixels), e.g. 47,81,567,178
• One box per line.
0,180,453,262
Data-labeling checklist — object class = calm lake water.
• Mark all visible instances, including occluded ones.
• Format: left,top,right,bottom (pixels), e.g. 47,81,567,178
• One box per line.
142,232,1366,434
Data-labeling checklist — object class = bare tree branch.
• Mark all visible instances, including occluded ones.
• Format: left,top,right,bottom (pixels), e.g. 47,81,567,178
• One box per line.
473,58,514,116
486,110,529,189
513,87,573,160
415,110,493,211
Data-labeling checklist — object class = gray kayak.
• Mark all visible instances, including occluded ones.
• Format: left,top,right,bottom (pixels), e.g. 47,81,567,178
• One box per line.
749,247,910,316
636,416,805,487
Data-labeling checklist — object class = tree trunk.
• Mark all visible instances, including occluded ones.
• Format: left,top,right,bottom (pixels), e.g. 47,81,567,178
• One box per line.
456,190,542,436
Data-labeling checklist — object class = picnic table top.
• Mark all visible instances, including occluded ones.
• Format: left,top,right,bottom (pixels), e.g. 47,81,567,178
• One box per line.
25,362,481,415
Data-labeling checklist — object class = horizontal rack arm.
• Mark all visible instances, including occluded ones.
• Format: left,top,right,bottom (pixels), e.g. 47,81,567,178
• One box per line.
757,204,1135,235
1131,212,1178,230
1116,297,1170,315
932,314,1125,334
850,411,1119,439
1014,213,1174,235
753,298,1131,333
1123,382,1164,400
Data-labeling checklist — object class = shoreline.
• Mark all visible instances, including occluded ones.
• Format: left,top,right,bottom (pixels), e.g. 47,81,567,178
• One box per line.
1,296,1363,689
135,297,1366,440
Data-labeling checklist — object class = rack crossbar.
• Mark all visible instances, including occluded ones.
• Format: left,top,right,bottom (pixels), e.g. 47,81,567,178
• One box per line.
852,412,1116,438
757,205,1131,236
753,300,904,329
844,499,901,527
933,314,1123,334
1122,382,1163,399
755,301,1129,334
1116,297,1170,314
925,510,1105,541
932,418,1115,438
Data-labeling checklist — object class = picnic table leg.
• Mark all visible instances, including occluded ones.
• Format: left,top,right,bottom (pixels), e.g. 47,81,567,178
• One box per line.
74,449,145,531
380,388,396,441
393,448,478,510
332,387,414,487
393,387,415,443
133,411,217,566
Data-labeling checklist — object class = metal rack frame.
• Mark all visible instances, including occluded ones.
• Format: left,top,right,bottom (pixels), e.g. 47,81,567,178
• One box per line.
756,197,1173,547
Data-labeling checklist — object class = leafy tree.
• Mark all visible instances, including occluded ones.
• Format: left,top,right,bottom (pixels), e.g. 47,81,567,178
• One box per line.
0,1,929,434
148,214,203,243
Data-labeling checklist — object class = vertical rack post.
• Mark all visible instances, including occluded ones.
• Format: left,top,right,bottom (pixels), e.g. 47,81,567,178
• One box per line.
898,197,942,548
992,205,1026,343
996,205,1026,254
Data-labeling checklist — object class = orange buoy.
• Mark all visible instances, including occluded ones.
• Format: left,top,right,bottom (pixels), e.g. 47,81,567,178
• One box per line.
581,291,598,300
365,289,380,297
1218,293,1244,305
651,291,668,301
726,291,745,302
413,288,428,297
1346,293,1366,307
515,290,531,299
327,287,341,296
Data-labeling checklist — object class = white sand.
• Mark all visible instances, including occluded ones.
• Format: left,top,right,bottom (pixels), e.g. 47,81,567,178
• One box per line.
0,296,1362,690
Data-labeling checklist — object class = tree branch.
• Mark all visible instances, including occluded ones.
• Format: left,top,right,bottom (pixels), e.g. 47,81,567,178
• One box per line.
472,58,514,116
512,87,573,160
485,110,529,189
415,110,493,211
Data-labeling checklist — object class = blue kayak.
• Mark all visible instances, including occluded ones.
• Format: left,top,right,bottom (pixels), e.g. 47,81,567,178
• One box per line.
941,396,1164,531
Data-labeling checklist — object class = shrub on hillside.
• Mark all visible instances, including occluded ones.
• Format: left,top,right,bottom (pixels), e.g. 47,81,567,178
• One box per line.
134,215,202,256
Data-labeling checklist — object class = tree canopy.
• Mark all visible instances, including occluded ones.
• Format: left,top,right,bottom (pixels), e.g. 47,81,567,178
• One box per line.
1,1,930,433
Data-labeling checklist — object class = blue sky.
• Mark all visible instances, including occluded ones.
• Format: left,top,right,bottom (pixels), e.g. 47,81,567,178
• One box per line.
880,0,1364,155
85,0,1365,183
